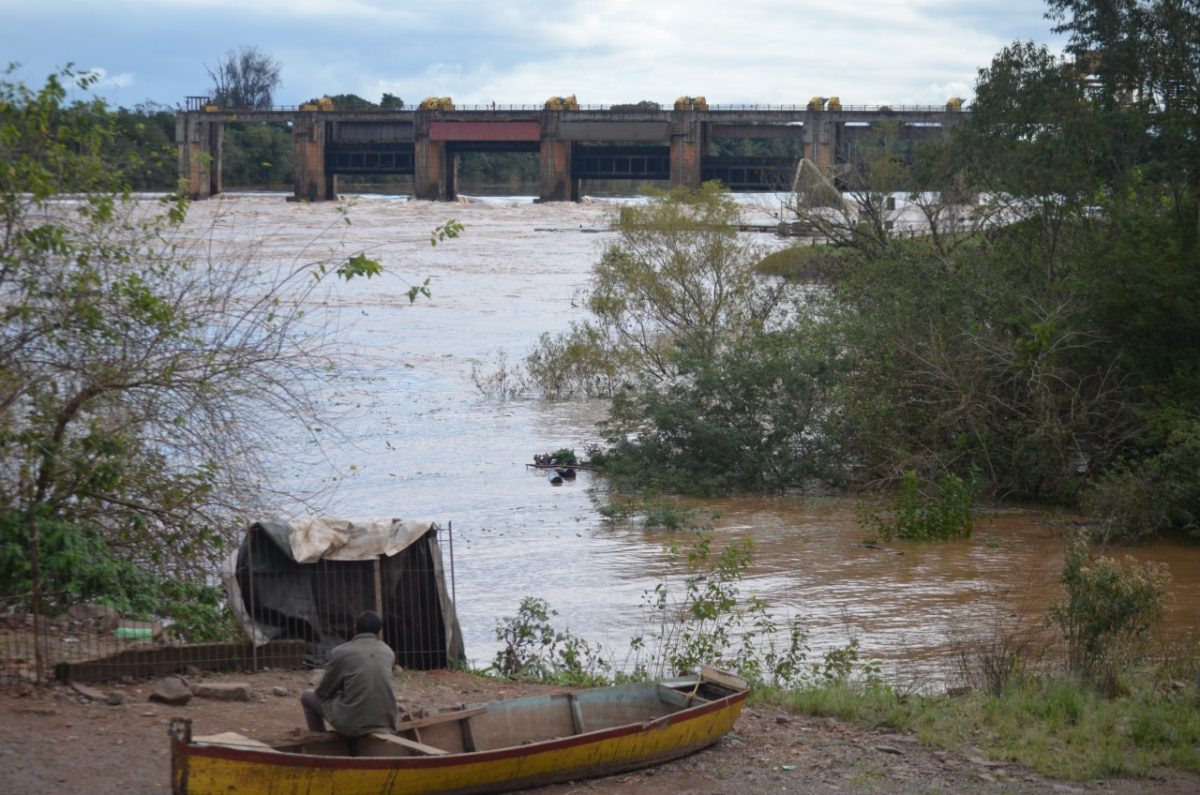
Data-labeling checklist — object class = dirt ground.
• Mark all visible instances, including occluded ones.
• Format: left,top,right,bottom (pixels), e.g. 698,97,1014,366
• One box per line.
1,668,1196,795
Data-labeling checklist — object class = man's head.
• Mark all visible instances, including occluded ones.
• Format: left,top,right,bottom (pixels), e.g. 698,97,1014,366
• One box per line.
354,610,384,636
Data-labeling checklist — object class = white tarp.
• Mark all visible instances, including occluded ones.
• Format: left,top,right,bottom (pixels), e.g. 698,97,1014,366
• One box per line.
285,517,435,563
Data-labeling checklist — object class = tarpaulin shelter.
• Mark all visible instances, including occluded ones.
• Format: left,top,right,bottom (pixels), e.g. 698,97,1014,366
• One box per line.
222,518,465,669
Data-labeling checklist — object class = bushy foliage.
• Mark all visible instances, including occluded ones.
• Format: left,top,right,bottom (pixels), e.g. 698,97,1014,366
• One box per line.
0,511,236,641
599,327,841,494
862,470,976,543
222,122,294,188
626,536,809,687
527,182,784,396
1048,535,1171,690
489,597,610,685
796,26,1200,520
0,68,450,647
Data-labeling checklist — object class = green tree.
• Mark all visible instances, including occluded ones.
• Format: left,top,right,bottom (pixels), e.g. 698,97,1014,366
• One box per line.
1046,0,1199,229
806,13,1200,510
108,103,178,189
598,326,840,494
3,69,318,586
0,69,455,655
527,182,785,396
326,93,376,109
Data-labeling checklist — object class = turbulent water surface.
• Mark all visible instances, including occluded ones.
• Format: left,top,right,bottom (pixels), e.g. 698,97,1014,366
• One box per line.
176,193,1198,686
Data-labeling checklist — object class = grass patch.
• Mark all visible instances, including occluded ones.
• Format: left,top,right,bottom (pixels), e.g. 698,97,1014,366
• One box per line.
756,675,1200,781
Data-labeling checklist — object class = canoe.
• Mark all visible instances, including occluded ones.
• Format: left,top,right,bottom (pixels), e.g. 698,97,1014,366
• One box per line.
170,666,748,795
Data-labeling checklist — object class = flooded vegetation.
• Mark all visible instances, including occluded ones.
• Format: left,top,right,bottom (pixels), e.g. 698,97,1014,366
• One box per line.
172,195,1199,686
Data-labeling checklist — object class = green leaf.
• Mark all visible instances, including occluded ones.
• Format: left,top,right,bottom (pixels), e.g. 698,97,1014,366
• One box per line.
337,253,383,280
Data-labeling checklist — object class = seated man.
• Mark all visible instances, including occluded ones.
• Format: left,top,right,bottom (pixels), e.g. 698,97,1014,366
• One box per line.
300,610,398,736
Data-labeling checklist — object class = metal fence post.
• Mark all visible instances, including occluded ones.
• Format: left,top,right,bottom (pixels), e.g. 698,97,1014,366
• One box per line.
247,533,257,672
373,558,384,617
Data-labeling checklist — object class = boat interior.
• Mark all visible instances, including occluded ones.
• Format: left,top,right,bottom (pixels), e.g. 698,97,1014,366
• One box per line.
198,670,744,759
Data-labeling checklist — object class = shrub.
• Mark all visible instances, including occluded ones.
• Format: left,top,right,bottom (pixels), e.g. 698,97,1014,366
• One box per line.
0,511,236,641
1048,534,1171,690
863,470,976,542
1084,419,1200,542
625,536,809,687
490,596,610,685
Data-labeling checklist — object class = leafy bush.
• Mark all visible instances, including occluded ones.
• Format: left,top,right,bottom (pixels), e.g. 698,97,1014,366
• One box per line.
490,596,610,685
598,328,840,495
626,536,809,687
0,511,237,641
1048,534,1171,690
595,494,713,532
526,183,781,398
1084,419,1200,542
863,470,976,542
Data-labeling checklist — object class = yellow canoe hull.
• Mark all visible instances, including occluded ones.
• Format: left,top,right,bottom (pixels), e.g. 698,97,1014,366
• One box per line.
171,675,746,795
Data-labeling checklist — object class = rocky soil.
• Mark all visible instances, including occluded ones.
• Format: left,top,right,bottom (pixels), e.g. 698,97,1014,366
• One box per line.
1,668,1196,795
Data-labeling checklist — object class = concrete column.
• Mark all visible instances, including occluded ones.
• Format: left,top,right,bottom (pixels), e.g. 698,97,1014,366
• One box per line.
292,114,331,201
413,111,449,200
539,138,575,202
414,138,450,200
176,113,223,199
804,113,838,169
669,110,703,189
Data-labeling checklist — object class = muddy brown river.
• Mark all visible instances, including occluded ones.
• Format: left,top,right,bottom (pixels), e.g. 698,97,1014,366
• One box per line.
178,193,1198,687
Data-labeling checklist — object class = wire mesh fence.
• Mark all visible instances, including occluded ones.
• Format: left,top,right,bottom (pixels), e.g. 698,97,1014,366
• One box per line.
1,523,459,686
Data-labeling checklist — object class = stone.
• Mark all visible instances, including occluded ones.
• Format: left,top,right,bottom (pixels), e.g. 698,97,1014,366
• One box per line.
193,682,252,702
149,676,193,706
69,682,107,702
104,692,125,706
270,686,289,697
66,603,121,632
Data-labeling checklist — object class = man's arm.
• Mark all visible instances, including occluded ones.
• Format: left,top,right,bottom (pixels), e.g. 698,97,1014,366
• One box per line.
314,650,344,700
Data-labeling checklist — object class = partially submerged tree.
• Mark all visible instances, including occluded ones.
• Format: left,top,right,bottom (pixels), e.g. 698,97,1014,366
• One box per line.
527,182,785,397
206,46,282,109
525,184,834,494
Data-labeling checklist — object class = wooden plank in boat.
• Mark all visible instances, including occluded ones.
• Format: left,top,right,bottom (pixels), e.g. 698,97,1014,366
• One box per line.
701,666,747,692
194,732,274,749
369,733,449,756
394,705,487,732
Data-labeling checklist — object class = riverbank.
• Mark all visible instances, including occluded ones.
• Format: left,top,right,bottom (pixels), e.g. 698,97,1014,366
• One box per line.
2,668,1197,794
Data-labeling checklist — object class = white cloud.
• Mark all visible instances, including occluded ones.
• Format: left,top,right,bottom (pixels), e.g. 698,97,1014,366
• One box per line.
84,67,135,89
0,1,1065,107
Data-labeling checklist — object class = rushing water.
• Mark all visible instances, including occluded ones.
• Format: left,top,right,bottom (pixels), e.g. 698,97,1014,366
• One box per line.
177,193,1198,686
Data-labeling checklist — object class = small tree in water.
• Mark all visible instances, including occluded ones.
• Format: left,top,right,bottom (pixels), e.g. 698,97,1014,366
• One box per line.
1048,534,1170,693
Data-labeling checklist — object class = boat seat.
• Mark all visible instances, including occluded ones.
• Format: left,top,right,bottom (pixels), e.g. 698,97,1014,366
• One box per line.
369,732,449,756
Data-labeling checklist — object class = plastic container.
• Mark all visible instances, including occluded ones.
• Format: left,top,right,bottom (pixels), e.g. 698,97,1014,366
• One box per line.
114,626,153,640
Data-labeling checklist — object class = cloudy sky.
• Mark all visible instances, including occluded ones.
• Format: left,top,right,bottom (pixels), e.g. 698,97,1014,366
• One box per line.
2,0,1063,109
